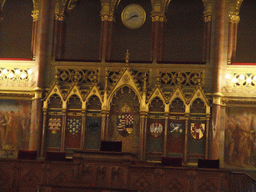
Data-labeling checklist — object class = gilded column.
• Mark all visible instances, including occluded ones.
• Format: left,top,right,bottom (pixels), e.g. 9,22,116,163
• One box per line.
99,14,114,61
227,14,240,64
31,10,39,60
30,0,54,153
163,113,168,157
139,113,146,160
209,0,225,160
101,111,107,141
143,114,148,160
205,115,210,159
40,108,47,156
52,13,66,60
184,114,189,164
203,14,212,63
151,14,165,62
61,109,67,151
80,110,86,150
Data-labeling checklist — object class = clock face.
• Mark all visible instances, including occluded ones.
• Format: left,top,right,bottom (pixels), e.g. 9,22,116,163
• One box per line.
121,4,146,29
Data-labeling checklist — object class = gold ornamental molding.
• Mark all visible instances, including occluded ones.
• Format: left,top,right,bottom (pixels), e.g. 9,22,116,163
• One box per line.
151,0,171,13
222,69,256,94
0,90,34,100
222,97,256,106
100,0,120,18
0,67,35,87
32,0,39,21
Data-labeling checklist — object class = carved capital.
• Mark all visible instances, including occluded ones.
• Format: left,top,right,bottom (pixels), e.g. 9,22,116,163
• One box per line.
229,14,240,23
101,14,115,22
55,14,65,21
151,14,166,22
31,10,39,21
203,15,211,23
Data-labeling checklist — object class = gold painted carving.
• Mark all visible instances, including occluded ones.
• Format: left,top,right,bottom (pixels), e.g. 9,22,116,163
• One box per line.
31,10,39,21
229,14,240,23
55,14,65,21
122,74,130,84
101,14,115,22
204,15,211,23
151,15,166,22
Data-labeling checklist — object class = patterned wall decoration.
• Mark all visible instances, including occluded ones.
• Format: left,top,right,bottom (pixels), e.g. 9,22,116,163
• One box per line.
0,99,31,158
109,86,140,153
225,107,256,168
168,120,185,156
65,113,82,149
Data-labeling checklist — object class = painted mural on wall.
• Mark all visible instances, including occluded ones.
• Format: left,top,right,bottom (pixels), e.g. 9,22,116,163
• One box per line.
225,107,256,168
0,99,31,158
109,86,140,153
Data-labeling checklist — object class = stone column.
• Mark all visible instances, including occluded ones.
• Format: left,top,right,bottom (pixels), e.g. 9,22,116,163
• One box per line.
30,0,54,153
151,15,165,62
209,0,226,160
31,10,39,60
99,15,114,61
227,14,240,64
52,14,65,60
203,14,212,63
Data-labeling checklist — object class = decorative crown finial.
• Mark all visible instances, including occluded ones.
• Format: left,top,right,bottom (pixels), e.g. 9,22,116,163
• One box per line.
125,49,130,64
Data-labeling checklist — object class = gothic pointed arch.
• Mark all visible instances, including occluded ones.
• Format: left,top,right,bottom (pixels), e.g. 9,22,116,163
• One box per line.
147,86,167,109
168,87,186,104
65,83,84,108
108,68,142,110
189,86,210,115
85,85,103,106
43,81,64,109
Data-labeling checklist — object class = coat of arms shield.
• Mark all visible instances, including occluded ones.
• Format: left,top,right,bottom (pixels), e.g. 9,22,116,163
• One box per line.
150,122,163,137
117,103,134,137
48,117,61,134
190,123,205,139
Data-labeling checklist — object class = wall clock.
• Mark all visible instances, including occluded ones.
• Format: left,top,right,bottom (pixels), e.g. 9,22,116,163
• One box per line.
121,4,146,29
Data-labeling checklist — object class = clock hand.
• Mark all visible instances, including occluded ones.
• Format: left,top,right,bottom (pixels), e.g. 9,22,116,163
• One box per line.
126,14,139,21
